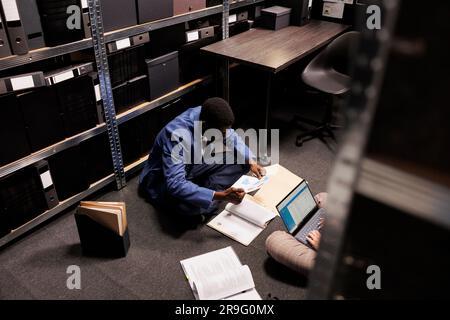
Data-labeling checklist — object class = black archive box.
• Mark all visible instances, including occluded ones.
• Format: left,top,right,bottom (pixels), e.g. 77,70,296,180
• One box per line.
75,213,130,258
261,6,292,30
112,75,149,114
100,0,137,32
108,44,147,87
0,94,31,167
136,0,173,24
17,86,66,152
146,51,180,101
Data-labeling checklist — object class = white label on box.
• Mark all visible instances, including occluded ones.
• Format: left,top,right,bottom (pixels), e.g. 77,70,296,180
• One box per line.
94,84,101,101
53,70,75,84
1,0,20,22
40,171,53,189
116,38,131,50
186,30,199,42
309,0,313,8
228,14,237,24
11,75,34,91
81,0,88,9
325,0,354,4
322,2,345,19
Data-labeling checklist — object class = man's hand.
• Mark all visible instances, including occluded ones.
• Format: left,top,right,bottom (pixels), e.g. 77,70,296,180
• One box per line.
307,230,321,250
249,161,266,179
214,187,245,205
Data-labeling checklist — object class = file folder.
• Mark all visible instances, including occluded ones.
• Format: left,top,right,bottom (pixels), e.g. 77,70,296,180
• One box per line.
0,12,12,58
0,71,45,95
0,0,29,54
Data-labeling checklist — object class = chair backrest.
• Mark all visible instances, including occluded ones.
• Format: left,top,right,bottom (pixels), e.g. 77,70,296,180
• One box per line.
302,31,361,95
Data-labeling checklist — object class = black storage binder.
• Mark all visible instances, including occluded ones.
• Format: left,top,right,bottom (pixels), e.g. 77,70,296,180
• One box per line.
0,71,45,95
119,117,144,166
55,75,98,137
80,133,114,185
0,93,31,167
48,144,89,201
37,0,84,47
108,44,147,87
75,213,130,258
44,62,94,86
17,86,66,152
136,0,173,24
34,159,59,209
0,165,49,231
0,0,29,54
0,6,12,58
88,72,105,124
146,51,180,101
100,0,137,33
112,75,149,114
16,0,45,50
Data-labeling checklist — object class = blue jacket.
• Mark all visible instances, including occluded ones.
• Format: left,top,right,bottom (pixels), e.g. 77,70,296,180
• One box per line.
139,106,253,209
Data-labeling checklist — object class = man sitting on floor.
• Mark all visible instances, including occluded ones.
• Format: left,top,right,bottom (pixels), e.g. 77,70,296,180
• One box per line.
265,193,328,275
139,97,265,216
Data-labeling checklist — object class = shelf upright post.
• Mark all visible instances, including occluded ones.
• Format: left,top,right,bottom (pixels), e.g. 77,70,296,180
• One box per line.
221,0,231,102
88,0,126,190
306,0,401,299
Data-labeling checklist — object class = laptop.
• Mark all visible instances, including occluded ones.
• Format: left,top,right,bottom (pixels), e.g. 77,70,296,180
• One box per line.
276,180,325,249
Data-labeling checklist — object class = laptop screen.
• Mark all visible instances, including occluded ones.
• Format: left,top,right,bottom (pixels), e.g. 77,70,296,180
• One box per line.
277,180,317,233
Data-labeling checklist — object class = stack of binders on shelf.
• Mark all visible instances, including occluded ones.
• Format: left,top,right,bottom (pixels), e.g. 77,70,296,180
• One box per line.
0,0,45,56
75,201,130,258
0,160,58,237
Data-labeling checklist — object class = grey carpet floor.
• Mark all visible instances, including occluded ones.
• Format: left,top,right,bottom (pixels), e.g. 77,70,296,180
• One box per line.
0,121,338,300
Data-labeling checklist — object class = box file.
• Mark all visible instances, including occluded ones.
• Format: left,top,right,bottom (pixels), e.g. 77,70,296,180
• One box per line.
0,71,45,95
0,0,29,54
136,0,173,24
80,133,114,184
37,0,84,47
108,44,147,87
0,93,31,167
146,51,180,101
0,10,12,57
47,144,89,201
55,75,99,137
0,164,53,232
106,32,149,54
100,0,137,33
261,6,291,30
75,212,130,258
17,86,66,152
35,160,59,210
112,74,149,114
173,0,206,16
44,62,94,86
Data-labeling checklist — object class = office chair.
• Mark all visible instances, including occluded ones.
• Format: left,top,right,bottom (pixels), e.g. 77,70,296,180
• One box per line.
295,31,360,147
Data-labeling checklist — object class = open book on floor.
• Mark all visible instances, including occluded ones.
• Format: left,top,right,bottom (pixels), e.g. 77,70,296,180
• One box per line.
75,201,130,257
180,246,261,300
207,197,277,246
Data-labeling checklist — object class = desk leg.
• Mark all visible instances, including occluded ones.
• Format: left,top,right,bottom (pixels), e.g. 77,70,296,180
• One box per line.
259,73,272,166
221,59,230,102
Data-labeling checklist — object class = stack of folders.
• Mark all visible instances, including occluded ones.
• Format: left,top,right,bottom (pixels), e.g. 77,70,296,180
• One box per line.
180,246,262,300
75,201,130,258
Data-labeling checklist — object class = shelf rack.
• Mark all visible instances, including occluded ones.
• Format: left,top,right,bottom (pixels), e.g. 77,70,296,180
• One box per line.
0,1,264,247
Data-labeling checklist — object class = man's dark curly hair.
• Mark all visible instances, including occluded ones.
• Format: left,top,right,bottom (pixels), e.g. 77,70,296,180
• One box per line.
200,97,235,129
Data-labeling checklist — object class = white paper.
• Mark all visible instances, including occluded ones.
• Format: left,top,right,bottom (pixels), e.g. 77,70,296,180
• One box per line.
53,70,74,84
40,171,53,189
1,0,20,22
228,14,237,24
10,76,34,91
94,84,101,101
186,30,199,42
226,197,276,228
208,210,265,246
232,175,269,193
116,38,131,50
81,0,88,8
322,2,345,19
194,265,254,300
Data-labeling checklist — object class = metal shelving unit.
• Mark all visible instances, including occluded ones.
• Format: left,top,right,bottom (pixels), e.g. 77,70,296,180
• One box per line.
1,1,265,248
0,0,264,72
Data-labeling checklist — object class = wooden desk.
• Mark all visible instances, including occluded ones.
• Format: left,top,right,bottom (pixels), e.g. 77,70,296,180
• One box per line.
202,20,349,163
202,20,349,74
